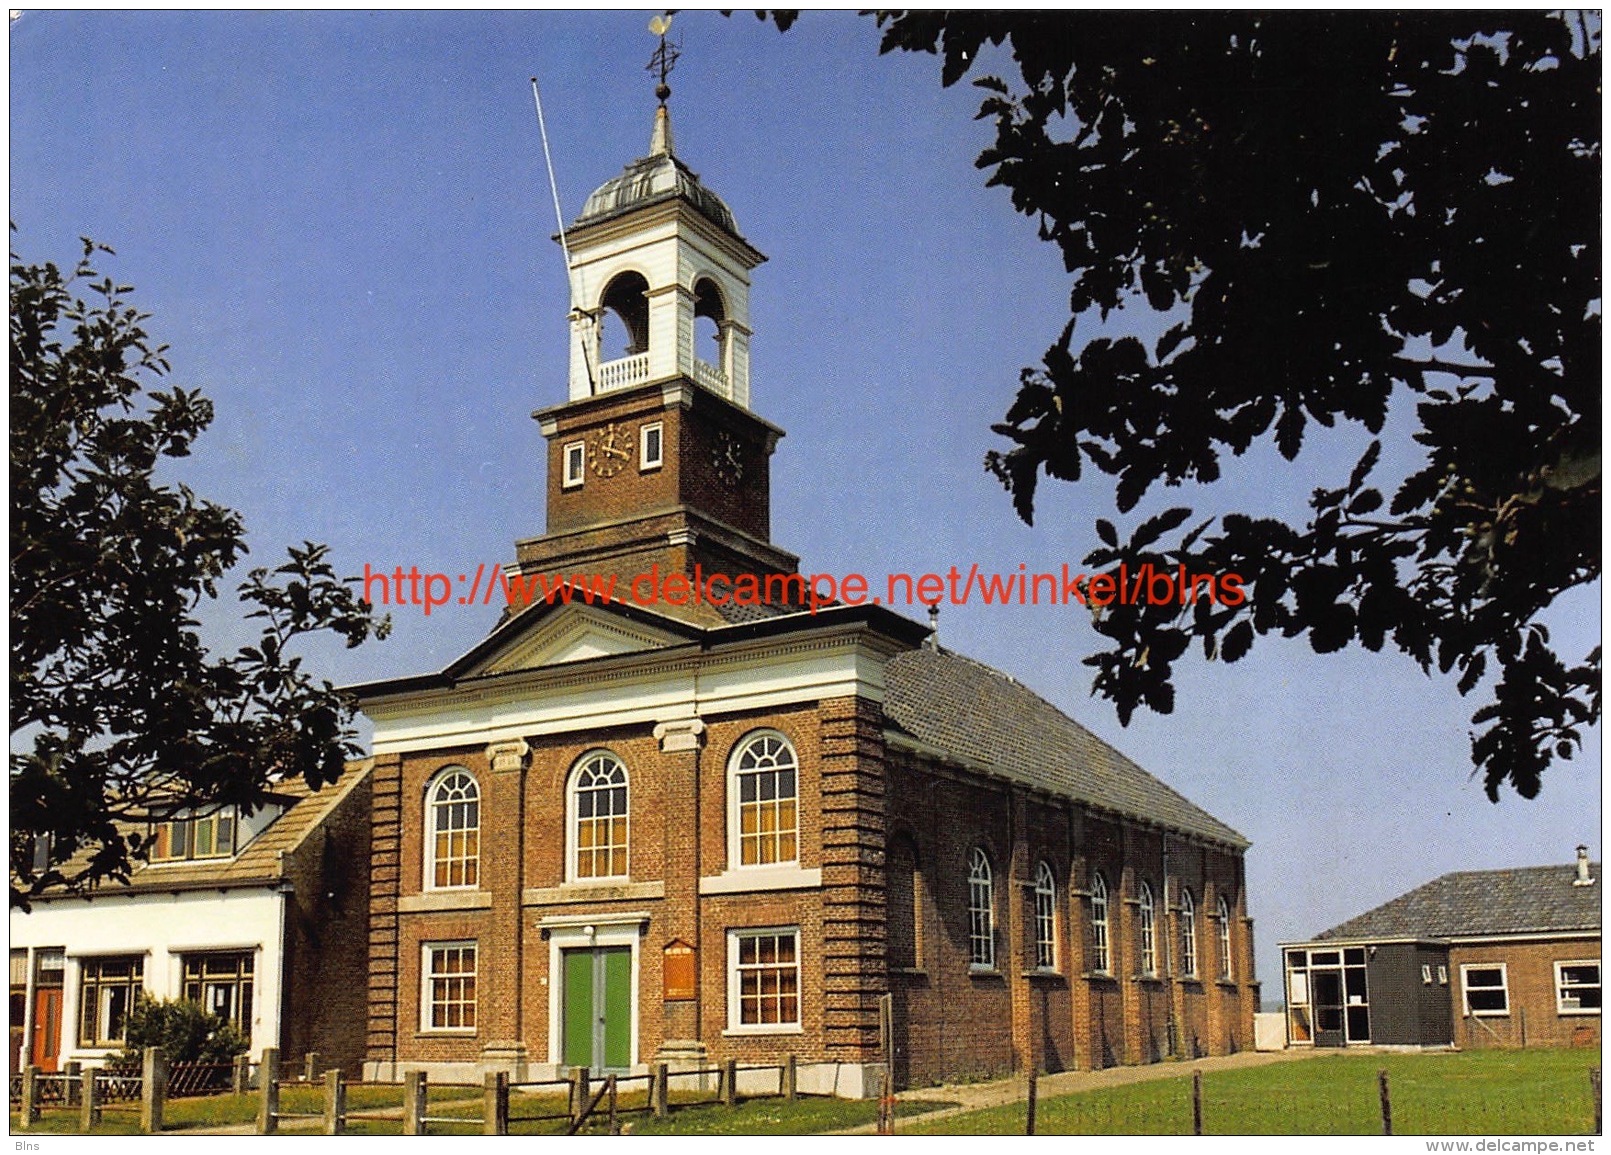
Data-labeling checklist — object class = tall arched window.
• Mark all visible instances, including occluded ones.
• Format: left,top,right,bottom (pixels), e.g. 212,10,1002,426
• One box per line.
731,732,798,867
967,848,995,968
1090,872,1111,973
1218,896,1235,979
570,751,629,881
1033,861,1058,971
1139,882,1158,976
1180,888,1198,977
426,769,479,890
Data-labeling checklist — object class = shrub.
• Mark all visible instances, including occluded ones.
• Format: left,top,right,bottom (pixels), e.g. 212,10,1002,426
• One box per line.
116,997,248,1067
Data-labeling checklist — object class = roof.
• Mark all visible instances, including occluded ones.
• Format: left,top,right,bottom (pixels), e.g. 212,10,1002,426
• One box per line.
881,645,1248,848
30,761,371,899
572,106,741,237
1313,861,1602,942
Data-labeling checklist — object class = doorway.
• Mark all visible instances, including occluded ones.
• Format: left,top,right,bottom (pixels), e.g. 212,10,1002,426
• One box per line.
562,946,632,1072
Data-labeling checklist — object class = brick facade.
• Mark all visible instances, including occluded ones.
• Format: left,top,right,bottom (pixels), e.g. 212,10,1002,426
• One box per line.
1449,939,1602,1050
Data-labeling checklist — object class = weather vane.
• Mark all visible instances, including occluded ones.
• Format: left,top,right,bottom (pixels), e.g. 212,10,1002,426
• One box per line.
647,12,679,106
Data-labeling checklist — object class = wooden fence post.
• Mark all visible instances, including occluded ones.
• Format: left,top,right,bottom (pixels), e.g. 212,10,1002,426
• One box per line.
19,1065,39,1128
722,1058,738,1107
1192,1069,1204,1136
607,1074,619,1135
141,1046,168,1134
403,1070,427,1136
569,1066,590,1125
303,1051,319,1083
784,1053,798,1102
1378,1068,1393,1136
258,1047,281,1134
1026,1067,1038,1136
485,1071,510,1136
653,1062,669,1119
81,1067,102,1131
232,1053,250,1095
322,1069,345,1135
63,1060,82,1107
1591,1067,1601,1135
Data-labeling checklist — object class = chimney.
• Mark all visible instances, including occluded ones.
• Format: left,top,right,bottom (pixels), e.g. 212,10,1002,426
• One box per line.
1573,845,1594,887
925,602,940,651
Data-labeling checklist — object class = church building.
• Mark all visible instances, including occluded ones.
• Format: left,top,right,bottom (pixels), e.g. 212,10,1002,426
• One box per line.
352,81,1258,1094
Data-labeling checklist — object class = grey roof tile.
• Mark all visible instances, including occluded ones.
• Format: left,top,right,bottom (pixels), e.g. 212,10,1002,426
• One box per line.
882,646,1247,848
1314,862,1602,941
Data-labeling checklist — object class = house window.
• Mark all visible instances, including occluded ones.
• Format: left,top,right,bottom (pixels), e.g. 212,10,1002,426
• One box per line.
640,422,664,471
151,810,237,862
1090,872,1111,973
1180,888,1198,978
1556,961,1601,1014
1138,882,1157,976
1218,896,1234,980
1421,964,1434,985
728,928,800,1031
967,848,995,969
731,732,798,868
1461,964,1510,1016
570,751,629,881
78,956,144,1047
426,768,479,890
422,943,477,1032
182,953,254,1031
563,441,586,488
1033,861,1057,971
1437,965,1448,986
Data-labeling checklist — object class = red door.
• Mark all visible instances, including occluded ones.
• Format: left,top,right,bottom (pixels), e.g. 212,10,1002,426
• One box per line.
30,988,61,1072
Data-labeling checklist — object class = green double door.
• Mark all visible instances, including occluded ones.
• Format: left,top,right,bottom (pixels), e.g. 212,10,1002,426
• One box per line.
562,946,632,1071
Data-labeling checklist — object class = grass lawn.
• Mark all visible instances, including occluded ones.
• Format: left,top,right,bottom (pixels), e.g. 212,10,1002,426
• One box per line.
904,1050,1602,1136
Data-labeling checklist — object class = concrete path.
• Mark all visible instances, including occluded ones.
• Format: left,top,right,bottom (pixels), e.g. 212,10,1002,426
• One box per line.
834,1047,1328,1134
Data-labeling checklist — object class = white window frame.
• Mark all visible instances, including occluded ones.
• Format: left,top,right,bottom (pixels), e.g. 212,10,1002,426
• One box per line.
726,926,803,1035
1180,888,1198,978
1090,872,1111,974
1555,960,1601,1016
1460,962,1510,1017
567,750,630,883
1421,964,1433,985
727,731,800,870
562,441,586,488
425,767,480,891
421,941,478,1034
1217,896,1234,980
639,422,664,471
1033,861,1057,972
1138,882,1157,977
967,848,996,970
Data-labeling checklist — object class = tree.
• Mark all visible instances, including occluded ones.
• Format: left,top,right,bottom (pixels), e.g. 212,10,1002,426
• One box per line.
10,237,390,906
871,11,1599,799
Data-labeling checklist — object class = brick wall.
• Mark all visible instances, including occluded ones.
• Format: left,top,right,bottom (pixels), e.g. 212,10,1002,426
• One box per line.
1449,938,1602,1049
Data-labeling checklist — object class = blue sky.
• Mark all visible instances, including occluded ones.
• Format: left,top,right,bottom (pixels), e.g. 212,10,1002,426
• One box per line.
11,10,1601,989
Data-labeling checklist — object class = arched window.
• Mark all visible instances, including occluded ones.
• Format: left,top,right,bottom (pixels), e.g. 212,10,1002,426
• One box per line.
1218,896,1235,980
1139,882,1157,976
693,275,729,384
731,732,798,867
1033,861,1058,971
569,751,629,881
1180,888,1198,978
967,848,995,968
426,768,479,890
1090,872,1111,973
600,270,650,358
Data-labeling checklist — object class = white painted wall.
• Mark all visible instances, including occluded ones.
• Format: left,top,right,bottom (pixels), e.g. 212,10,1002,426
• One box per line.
10,886,286,1065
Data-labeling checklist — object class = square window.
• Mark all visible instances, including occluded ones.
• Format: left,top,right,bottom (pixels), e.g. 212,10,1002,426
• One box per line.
563,442,586,488
422,942,477,1033
640,423,664,471
728,928,801,1032
1461,964,1509,1016
1556,961,1601,1015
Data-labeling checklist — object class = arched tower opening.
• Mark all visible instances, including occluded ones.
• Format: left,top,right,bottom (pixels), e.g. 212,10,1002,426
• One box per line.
599,270,651,359
693,275,729,395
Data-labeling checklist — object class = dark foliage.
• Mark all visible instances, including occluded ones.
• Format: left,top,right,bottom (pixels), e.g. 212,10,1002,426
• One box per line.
118,997,248,1066
872,11,1599,799
10,238,390,905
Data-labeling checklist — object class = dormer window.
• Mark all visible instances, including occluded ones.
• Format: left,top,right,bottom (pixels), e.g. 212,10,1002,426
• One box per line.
151,809,237,862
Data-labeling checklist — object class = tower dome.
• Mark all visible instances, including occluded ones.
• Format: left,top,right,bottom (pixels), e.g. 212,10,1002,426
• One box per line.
572,106,740,237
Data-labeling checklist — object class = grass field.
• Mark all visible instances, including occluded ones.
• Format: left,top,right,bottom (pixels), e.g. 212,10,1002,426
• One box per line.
904,1050,1602,1136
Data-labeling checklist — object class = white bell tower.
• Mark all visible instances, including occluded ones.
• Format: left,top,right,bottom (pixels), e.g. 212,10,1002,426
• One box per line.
561,104,764,409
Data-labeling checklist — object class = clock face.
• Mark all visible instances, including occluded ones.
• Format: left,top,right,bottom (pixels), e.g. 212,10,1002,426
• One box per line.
589,423,631,478
712,430,745,487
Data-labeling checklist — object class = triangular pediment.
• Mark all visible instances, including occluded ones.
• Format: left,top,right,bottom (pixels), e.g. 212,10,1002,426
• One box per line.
458,602,693,677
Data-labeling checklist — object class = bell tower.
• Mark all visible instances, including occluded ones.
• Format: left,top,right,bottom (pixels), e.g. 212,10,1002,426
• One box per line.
513,61,798,622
